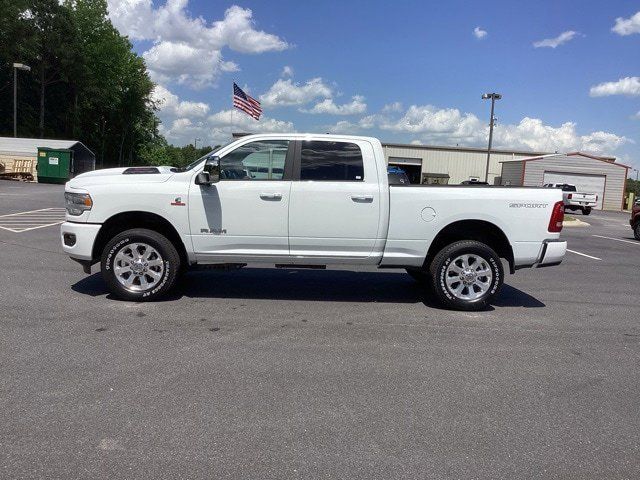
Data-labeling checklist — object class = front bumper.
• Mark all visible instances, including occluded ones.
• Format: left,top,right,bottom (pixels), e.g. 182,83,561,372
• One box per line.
60,222,101,261
534,239,567,268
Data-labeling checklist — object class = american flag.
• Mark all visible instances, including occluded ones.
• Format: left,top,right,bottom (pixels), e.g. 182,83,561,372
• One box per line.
233,83,262,120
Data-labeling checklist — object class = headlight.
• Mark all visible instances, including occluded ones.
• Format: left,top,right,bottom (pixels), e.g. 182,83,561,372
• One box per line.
65,192,93,216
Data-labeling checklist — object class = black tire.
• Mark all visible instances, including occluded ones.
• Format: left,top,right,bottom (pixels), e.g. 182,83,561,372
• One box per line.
582,207,592,215
406,268,428,284
429,240,503,311
634,223,640,241
101,228,180,301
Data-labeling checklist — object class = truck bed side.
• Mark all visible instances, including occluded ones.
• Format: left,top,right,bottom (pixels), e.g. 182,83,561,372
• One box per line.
381,186,563,268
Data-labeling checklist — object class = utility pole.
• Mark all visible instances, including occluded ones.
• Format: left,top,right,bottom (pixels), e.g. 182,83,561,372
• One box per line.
482,93,501,183
13,63,31,137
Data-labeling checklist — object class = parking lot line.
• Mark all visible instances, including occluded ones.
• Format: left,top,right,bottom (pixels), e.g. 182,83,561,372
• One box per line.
592,234,638,245
0,208,66,233
566,249,601,260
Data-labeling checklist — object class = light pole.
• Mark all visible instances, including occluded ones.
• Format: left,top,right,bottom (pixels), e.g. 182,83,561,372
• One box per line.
194,137,201,149
13,63,31,138
482,92,501,183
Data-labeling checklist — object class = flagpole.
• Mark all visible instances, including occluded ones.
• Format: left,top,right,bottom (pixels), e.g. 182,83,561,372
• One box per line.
230,81,234,138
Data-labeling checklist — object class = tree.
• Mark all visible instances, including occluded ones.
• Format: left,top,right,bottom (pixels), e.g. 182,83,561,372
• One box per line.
0,0,160,166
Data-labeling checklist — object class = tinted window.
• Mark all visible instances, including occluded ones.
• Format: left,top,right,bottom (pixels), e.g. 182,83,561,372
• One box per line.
220,140,289,180
300,141,364,181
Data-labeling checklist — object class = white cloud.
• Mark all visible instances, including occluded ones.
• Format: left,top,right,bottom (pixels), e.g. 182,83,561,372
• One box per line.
259,78,332,107
152,85,293,146
533,30,578,48
382,102,403,113
107,1,288,88
473,27,487,39
632,111,640,120
612,11,640,35
373,104,630,154
151,85,210,118
304,95,367,115
589,77,640,97
281,66,294,77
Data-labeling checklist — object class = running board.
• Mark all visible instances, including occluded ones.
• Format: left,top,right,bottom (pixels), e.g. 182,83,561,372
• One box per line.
275,264,326,269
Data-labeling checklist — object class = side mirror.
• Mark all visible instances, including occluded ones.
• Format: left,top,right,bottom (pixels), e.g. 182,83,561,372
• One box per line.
196,156,220,185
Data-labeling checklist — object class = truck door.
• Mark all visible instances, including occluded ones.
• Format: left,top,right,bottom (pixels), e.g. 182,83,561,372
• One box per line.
188,139,293,258
288,139,381,259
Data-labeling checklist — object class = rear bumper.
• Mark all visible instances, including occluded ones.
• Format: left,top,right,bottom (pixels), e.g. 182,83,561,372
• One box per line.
60,222,101,261
534,239,567,268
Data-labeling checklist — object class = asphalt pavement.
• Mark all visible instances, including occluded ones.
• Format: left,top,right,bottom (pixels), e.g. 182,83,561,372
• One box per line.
1,180,639,479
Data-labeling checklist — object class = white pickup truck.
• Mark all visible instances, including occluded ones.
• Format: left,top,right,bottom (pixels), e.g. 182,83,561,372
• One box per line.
544,183,598,215
61,134,566,310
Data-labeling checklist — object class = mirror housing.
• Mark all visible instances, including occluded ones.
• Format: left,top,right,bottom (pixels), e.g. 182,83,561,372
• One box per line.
196,156,220,185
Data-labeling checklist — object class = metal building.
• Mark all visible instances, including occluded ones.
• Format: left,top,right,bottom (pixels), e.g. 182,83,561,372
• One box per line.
381,142,549,185
500,153,629,211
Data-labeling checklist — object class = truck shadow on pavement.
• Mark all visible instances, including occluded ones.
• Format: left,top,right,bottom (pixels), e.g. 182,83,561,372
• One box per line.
72,268,545,309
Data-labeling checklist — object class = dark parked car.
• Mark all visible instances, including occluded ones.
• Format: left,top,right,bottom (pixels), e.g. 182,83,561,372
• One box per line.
460,179,489,185
631,200,640,240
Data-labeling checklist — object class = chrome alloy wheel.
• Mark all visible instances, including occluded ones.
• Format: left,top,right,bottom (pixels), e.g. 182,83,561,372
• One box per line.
444,254,493,301
113,242,165,292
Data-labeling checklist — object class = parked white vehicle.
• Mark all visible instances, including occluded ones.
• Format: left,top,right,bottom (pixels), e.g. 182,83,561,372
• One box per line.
544,183,597,215
61,134,567,310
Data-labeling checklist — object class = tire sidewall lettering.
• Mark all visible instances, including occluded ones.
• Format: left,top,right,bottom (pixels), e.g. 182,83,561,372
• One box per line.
106,237,169,297
439,250,500,304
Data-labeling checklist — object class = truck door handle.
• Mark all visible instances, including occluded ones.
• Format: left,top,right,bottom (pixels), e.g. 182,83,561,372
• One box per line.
350,195,373,203
260,193,282,200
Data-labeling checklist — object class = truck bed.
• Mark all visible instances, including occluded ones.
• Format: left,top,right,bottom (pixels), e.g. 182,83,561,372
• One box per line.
381,185,562,268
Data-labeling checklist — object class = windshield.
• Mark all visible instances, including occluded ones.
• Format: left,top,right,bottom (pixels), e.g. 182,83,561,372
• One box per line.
172,141,232,172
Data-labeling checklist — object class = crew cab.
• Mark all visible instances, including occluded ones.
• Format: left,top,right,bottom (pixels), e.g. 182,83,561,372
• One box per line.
61,134,566,310
544,183,598,215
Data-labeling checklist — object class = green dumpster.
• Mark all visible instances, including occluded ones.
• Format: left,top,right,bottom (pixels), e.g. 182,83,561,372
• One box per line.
37,148,72,184
37,145,95,184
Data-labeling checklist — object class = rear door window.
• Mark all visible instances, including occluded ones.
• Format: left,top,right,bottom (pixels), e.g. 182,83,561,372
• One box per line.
300,141,364,181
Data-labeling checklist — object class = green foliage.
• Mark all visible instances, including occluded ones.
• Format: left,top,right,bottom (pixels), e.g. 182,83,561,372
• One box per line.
138,139,219,167
0,0,160,166
626,178,640,197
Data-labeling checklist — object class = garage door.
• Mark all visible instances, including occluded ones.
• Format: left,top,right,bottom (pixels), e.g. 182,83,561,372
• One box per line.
543,171,605,210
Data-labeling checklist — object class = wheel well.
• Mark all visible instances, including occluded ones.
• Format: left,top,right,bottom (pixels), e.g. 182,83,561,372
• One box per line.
92,211,189,266
425,220,515,273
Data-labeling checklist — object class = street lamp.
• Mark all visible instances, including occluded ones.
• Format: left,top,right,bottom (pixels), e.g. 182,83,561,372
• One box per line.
194,137,201,148
13,63,31,138
481,92,501,183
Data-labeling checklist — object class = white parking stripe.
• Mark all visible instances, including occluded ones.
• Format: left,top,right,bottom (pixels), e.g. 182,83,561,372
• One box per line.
0,208,66,233
566,249,602,260
592,234,638,245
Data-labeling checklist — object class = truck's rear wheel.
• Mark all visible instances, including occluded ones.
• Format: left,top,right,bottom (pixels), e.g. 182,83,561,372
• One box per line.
582,207,592,215
101,228,180,301
429,240,503,311
634,223,640,241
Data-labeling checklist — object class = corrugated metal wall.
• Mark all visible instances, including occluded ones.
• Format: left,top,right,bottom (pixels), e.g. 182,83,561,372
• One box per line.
500,162,524,186
382,145,531,184
521,155,627,210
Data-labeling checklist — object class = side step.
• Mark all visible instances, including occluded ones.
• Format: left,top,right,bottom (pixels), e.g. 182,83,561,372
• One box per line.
192,263,247,270
275,264,326,269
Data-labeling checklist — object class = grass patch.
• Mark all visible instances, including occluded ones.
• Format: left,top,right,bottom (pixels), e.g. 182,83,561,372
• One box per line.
564,216,576,222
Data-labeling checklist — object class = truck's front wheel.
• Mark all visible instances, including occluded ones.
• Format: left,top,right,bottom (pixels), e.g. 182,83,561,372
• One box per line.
429,240,503,311
101,228,180,301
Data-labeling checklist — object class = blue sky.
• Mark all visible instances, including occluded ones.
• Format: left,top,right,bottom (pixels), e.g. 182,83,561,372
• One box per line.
108,0,640,172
